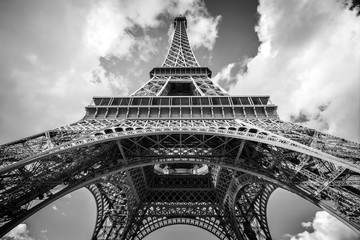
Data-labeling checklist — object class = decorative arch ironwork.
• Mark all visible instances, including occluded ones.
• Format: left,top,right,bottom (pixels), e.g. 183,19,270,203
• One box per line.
0,126,359,237
123,216,232,240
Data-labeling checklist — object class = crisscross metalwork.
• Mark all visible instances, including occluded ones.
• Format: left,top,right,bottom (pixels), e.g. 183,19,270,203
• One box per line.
0,16,359,240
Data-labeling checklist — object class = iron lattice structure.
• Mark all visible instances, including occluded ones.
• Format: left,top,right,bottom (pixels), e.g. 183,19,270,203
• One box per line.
0,16,359,240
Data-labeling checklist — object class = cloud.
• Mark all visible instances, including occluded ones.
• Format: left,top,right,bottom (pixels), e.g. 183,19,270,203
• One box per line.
186,13,222,50
85,0,221,59
289,211,359,240
51,204,68,217
3,224,34,240
301,221,312,228
213,63,236,84
0,1,121,143
84,1,132,58
226,0,360,142
212,59,249,90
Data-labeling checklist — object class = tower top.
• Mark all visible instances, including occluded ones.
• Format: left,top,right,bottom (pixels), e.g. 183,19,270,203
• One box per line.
161,15,198,68
128,14,230,96
174,16,187,29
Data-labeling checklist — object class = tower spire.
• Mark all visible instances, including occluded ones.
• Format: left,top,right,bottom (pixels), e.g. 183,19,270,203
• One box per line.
131,15,228,96
162,16,199,67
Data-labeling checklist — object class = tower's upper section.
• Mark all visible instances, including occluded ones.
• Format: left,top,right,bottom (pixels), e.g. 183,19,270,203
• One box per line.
162,16,199,67
174,16,187,28
85,16,278,120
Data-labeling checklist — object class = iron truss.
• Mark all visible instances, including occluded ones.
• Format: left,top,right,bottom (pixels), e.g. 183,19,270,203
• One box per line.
162,16,199,68
0,121,359,238
131,75,228,97
131,15,227,97
0,16,360,240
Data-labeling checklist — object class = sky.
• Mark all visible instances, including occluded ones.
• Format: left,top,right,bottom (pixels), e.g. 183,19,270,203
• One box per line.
0,0,359,239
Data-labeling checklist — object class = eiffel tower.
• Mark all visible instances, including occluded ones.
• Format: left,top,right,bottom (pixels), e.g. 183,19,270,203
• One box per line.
1,16,359,240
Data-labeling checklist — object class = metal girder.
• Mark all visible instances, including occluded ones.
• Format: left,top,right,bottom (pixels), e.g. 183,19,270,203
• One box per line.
1,128,359,235
121,204,235,240
2,119,358,174
162,17,199,68
233,183,274,240
243,118,359,159
131,76,169,96
87,178,131,239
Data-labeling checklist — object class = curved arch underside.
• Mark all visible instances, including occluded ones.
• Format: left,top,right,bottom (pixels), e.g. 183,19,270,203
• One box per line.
86,173,276,240
129,218,226,240
0,119,359,238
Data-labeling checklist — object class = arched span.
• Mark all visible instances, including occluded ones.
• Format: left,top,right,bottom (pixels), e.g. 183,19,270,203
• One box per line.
1,129,359,236
124,217,230,240
87,179,133,239
1,160,359,237
230,176,276,240
2,125,358,175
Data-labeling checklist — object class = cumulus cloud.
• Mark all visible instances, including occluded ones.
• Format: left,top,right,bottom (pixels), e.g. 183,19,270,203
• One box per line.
301,221,312,228
213,62,236,84
84,0,162,60
213,59,249,90
186,13,222,50
3,224,34,240
226,0,360,142
289,211,359,240
0,1,121,143
86,0,221,59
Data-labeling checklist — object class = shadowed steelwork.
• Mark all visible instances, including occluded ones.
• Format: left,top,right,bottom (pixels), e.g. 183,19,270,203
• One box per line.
0,16,359,240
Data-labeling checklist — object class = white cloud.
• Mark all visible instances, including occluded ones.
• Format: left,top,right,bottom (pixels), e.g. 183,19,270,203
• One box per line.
227,0,360,142
51,204,68,216
85,0,221,59
92,67,129,95
4,224,34,240
137,36,160,62
289,211,359,240
213,62,236,84
186,14,222,50
301,221,312,228
0,1,121,143
52,205,59,211
84,1,131,58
